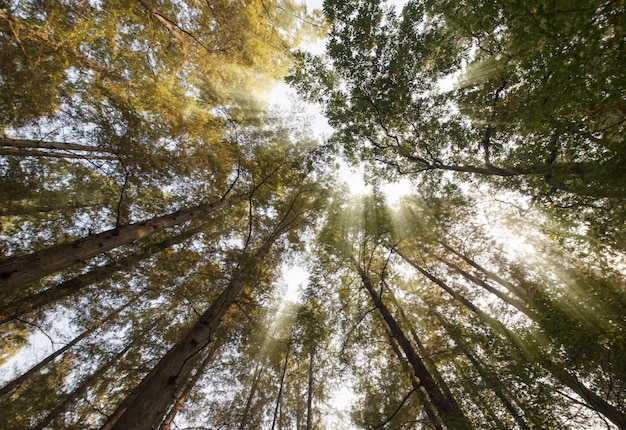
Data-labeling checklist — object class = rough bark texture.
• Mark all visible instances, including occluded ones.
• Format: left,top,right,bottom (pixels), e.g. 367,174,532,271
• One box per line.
0,195,240,294
102,221,289,430
0,228,199,325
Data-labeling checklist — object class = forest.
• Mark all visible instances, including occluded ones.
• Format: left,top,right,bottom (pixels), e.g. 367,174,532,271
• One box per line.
0,0,624,429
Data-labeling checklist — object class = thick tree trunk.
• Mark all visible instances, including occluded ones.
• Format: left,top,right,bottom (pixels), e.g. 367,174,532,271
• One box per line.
158,340,220,430
0,300,132,397
357,266,473,430
0,147,118,160
101,215,293,430
0,194,241,294
384,325,444,430
0,228,200,325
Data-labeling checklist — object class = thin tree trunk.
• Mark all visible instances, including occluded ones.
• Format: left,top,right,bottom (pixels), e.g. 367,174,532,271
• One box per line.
239,361,265,429
271,334,292,430
0,194,241,294
356,266,473,429
0,228,200,325
438,242,529,300
101,198,305,430
305,349,314,430
32,342,134,430
0,300,133,397
432,310,532,430
398,252,626,430
0,147,118,160
440,257,538,320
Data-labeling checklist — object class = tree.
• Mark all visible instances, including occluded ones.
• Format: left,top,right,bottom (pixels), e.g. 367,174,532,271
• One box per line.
288,0,626,247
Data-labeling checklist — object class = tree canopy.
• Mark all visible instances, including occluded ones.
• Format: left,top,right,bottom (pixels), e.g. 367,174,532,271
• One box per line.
1,0,624,429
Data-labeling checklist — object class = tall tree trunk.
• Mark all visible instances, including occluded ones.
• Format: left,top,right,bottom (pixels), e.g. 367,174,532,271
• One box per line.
397,252,626,430
438,242,529,300
101,200,304,430
431,310,532,430
0,147,118,160
0,300,133,397
305,349,314,430
32,342,134,430
384,325,444,430
239,361,265,429
0,194,241,294
271,334,292,430
356,265,473,430
0,137,118,154
158,339,221,430
0,228,200,325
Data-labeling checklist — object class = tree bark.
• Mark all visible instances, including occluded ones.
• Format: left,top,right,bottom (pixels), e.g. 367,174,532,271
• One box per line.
0,137,118,154
0,194,241,294
158,340,220,430
0,147,118,160
0,228,200,325
356,266,473,430
101,198,305,430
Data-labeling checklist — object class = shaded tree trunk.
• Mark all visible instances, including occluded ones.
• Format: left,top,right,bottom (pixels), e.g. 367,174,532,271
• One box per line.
0,194,241,294
356,265,473,430
0,137,118,154
0,228,200,325
0,147,118,160
384,325,444,430
0,300,133,397
158,339,221,430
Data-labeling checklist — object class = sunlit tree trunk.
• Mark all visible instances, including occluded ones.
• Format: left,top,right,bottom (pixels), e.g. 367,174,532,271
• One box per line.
356,266,473,430
0,194,241,294
398,252,626,430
